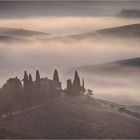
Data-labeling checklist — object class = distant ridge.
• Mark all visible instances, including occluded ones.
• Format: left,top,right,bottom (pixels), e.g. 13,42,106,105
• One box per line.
115,57,140,67
70,57,140,76
96,23,140,37
63,24,140,40
0,27,49,38
0,35,30,43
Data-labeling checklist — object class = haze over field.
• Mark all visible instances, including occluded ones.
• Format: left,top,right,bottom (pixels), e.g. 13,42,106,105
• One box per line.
0,1,140,139
0,1,140,105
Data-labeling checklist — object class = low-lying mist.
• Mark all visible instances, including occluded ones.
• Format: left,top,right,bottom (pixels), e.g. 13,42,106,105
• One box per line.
0,15,140,105
1,16,140,34
75,72,140,105
0,36,140,105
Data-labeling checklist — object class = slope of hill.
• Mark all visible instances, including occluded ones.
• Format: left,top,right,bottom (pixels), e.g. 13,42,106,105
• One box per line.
73,57,140,76
0,27,49,38
60,24,140,41
116,57,140,67
126,105,140,113
96,24,140,37
0,35,30,43
2,95,140,139
0,126,32,139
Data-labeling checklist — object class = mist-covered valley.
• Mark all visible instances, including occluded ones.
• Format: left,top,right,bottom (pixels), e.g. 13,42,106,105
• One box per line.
0,1,140,138
0,25,140,105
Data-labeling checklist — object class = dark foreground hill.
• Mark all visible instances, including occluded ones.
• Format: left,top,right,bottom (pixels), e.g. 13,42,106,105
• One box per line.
1,95,140,139
0,127,31,139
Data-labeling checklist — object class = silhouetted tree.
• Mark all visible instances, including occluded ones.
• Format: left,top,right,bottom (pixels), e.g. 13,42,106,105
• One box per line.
36,70,40,83
35,70,40,89
23,70,29,94
29,74,33,84
81,78,86,94
28,74,33,105
82,78,84,89
23,71,29,108
72,71,81,95
73,71,80,89
35,70,41,93
1,77,22,114
13,77,23,105
86,89,93,96
67,79,72,93
53,69,59,82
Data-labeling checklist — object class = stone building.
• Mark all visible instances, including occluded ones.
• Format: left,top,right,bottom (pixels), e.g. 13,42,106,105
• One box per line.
40,77,62,93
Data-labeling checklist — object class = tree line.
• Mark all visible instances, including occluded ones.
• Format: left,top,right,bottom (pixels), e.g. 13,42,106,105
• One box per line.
0,69,92,116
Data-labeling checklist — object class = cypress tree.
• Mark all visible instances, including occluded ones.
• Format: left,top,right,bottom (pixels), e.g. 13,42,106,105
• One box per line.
82,78,84,89
29,74,33,92
36,70,40,83
73,71,80,88
28,74,33,105
53,69,59,82
23,71,29,108
82,78,86,94
35,70,41,93
23,70,29,93
67,79,72,93
29,74,33,83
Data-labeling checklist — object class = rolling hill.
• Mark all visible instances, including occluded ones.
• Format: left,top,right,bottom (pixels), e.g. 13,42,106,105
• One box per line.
72,57,140,76
1,24,139,42
127,105,140,113
0,35,30,43
1,95,140,139
57,24,140,41
0,127,32,139
0,27,49,38
96,24,140,37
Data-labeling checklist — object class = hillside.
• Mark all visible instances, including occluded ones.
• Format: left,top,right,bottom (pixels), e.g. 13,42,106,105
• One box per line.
1,24,139,42
127,105,140,113
1,95,140,139
72,57,140,76
0,35,30,43
96,24,140,37
0,27,49,38
59,24,140,41
0,127,32,139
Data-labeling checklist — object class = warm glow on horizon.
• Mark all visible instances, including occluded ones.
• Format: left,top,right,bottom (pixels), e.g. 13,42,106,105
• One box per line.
0,16,140,34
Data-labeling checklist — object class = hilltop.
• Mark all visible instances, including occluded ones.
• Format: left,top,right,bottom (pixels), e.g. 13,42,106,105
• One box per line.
0,69,140,138
0,27,49,38
1,95,140,139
